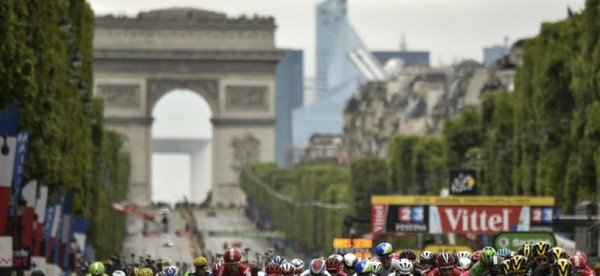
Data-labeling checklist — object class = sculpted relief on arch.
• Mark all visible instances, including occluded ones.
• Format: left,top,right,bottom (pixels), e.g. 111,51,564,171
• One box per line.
231,133,261,171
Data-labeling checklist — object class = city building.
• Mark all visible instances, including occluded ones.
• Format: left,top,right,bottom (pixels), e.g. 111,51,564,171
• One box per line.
292,0,430,163
275,50,304,167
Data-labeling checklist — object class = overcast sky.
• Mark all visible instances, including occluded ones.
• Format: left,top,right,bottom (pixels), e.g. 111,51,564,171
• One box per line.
87,0,585,77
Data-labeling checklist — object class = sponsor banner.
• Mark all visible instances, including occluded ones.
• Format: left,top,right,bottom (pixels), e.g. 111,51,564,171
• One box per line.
372,196,555,206
333,238,373,249
424,244,473,253
429,205,529,234
494,232,556,251
449,170,477,195
0,237,12,267
12,247,31,269
530,206,554,232
112,203,155,221
371,204,428,235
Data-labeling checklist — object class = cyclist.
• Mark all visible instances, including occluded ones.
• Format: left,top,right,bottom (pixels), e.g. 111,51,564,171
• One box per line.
291,258,305,276
375,243,399,276
187,257,213,276
416,251,434,276
326,255,347,276
469,247,496,276
216,248,252,276
300,258,332,276
426,253,461,276
482,256,503,276
396,259,415,276
342,253,358,276
551,259,574,276
526,241,551,276
569,251,595,276
88,262,109,276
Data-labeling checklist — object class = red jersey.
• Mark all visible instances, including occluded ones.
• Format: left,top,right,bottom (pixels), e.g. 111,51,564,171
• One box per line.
216,263,252,276
582,266,596,276
426,268,462,276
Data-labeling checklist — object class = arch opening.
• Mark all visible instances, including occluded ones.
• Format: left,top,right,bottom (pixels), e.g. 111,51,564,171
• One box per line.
151,89,213,205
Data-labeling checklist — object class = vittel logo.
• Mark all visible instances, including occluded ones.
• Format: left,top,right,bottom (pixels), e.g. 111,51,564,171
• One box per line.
443,208,512,232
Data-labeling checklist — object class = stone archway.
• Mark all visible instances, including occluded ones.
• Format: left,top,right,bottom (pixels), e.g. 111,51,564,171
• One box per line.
92,8,281,207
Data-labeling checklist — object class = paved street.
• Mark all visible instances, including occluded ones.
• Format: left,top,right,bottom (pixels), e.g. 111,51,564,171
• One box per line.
122,209,195,266
193,208,272,263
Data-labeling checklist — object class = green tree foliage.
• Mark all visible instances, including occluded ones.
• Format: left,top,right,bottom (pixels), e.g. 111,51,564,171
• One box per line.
388,136,446,194
240,163,351,253
0,0,129,257
350,158,387,234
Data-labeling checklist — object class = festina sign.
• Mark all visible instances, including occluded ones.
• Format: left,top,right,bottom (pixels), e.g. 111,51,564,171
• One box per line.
428,206,529,234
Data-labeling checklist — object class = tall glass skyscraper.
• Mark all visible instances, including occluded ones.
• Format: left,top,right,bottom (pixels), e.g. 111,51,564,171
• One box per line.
276,50,304,167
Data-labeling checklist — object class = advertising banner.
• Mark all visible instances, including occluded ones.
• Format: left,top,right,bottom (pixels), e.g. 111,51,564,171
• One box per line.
12,247,31,270
424,244,473,253
371,204,428,235
493,232,556,251
371,196,554,236
0,237,12,267
429,205,529,234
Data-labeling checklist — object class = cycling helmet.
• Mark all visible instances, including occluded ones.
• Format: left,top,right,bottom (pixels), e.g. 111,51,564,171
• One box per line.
194,257,208,267
309,259,326,275
480,247,497,264
471,250,481,262
89,262,106,276
325,256,342,272
375,242,394,256
372,260,382,274
400,250,417,261
139,268,154,276
281,263,295,274
419,251,433,263
343,253,358,269
532,241,551,259
572,250,587,259
550,247,568,263
224,248,242,263
397,259,414,275
133,267,140,276
497,248,511,259
500,259,511,275
487,255,504,274
266,262,283,275
112,270,126,276
273,255,287,265
517,244,532,259
291,258,305,271
510,255,527,272
329,254,344,263
31,270,45,276
455,251,471,261
457,257,472,271
355,260,373,274
436,253,455,268
552,258,574,276
164,266,179,276
569,254,586,270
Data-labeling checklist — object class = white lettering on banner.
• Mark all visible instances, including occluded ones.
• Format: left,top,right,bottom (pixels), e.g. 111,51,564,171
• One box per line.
444,208,511,232
372,205,386,232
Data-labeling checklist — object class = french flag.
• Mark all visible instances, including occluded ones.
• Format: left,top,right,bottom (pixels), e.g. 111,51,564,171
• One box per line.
46,201,62,262
34,182,48,256
21,180,38,248
0,104,19,235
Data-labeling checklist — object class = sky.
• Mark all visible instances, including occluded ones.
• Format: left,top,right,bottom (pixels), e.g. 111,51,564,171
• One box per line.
88,0,587,203
87,0,586,78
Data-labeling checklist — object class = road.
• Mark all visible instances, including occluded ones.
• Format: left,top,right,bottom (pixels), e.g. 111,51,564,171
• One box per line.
121,209,196,267
193,208,272,264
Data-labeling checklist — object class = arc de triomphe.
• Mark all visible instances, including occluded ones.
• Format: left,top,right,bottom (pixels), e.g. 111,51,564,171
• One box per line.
92,8,281,207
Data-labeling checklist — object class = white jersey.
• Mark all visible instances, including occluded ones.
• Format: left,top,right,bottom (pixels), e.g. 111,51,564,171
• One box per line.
300,270,332,276
379,260,400,276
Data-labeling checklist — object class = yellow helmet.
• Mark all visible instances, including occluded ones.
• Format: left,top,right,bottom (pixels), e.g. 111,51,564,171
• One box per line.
517,244,531,259
194,257,208,267
552,258,573,276
500,259,511,275
510,255,528,272
133,267,140,276
550,247,567,263
139,268,154,276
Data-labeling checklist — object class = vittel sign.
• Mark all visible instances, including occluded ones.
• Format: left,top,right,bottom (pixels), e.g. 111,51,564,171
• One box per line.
429,206,528,234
